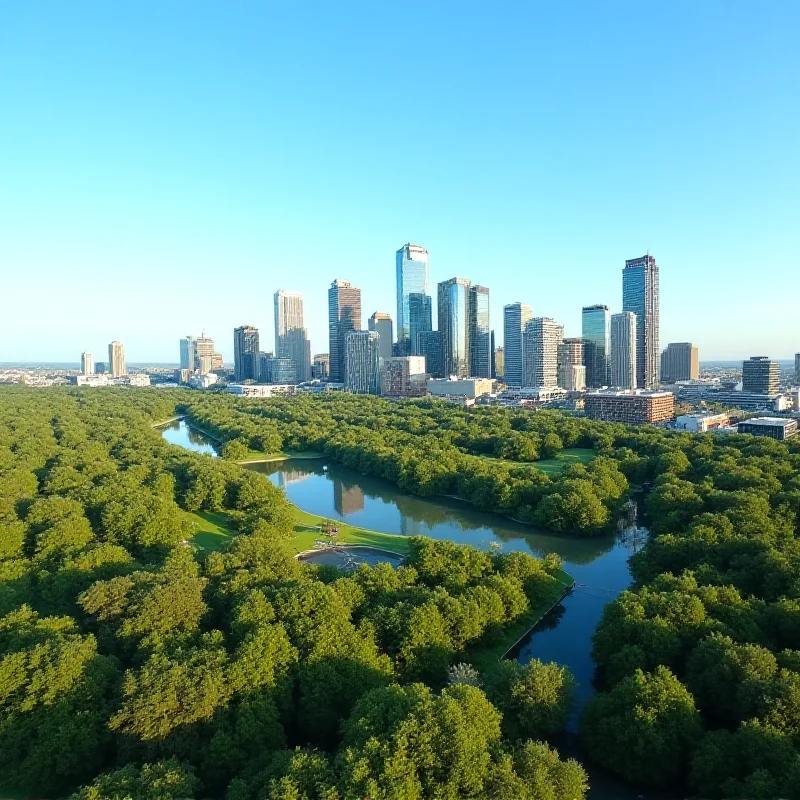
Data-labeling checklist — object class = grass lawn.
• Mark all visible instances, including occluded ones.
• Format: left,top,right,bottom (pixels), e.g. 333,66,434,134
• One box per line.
236,450,325,464
186,510,237,550
466,567,575,672
480,447,595,476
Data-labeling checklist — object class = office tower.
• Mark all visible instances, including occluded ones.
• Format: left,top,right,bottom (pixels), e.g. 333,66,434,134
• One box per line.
80,351,94,376
368,312,394,362
438,277,471,377
396,243,429,354
95,362,106,374
660,342,699,383
610,312,637,389
328,280,361,382
417,331,443,378
523,318,563,388
558,338,584,390
179,336,196,371
382,356,427,397
796,353,800,383
468,285,491,378
262,356,296,384
582,305,611,388
258,352,272,382
408,293,432,354
490,331,496,379
742,356,779,394
503,302,533,387
211,352,224,371
623,254,660,389
233,325,260,381
108,341,126,377
495,347,504,379
313,354,330,379
345,330,381,394
274,290,311,382
195,331,215,374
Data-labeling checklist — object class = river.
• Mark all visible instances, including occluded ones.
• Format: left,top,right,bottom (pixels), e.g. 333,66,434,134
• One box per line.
161,419,670,799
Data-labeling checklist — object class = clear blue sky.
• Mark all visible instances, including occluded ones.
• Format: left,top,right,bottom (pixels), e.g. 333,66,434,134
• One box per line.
1,1,797,363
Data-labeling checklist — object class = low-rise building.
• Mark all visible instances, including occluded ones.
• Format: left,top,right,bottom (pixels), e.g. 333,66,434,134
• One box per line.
226,383,297,398
188,373,219,389
737,417,798,440
382,356,428,397
584,391,674,424
675,412,730,433
427,377,494,399
706,391,786,412
70,374,111,387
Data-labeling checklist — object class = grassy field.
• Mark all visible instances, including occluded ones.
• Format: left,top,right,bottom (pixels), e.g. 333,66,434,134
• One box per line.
236,450,325,464
186,510,238,550
481,447,595,476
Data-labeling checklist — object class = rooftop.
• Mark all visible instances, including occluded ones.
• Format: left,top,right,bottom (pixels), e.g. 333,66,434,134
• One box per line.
739,417,795,427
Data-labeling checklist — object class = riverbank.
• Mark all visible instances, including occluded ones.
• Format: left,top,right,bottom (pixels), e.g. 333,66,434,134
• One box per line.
236,450,325,465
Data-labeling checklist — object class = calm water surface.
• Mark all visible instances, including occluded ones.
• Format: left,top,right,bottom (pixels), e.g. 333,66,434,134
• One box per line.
162,420,672,799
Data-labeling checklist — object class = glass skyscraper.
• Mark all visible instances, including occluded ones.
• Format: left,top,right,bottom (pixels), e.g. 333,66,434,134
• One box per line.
396,244,429,354
623,254,660,389
610,312,637,389
345,330,381,394
468,285,491,378
437,277,471,377
180,336,196,371
367,312,394,362
408,292,432,355
233,325,259,381
274,290,311,382
503,302,532,387
328,280,361,383
582,305,611,388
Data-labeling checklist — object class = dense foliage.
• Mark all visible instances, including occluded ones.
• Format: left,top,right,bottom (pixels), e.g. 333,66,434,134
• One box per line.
0,387,584,799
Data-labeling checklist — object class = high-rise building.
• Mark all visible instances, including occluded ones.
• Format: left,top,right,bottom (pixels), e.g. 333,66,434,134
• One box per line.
195,332,216,374
408,293,432,355
490,331,496,378
233,325,260,381
582,305,611,388
795,353,800,382
623,254,660,389
503,302,532,387
438,277,471,378
610,312,637,389
523,318,563,388
382,356,427,397
345,330,381,394
495,347,504,379
368,312,394,362
558,338,584,390
660,342,699,383
313,354,330,380
80,351,94,376
417,331,443,378
742,356,779,394
180,336,196,371
210,352,224,372
328,280,361,382
108,341,126,377
274,290,311,382
396,243,429,354
468,285,491,378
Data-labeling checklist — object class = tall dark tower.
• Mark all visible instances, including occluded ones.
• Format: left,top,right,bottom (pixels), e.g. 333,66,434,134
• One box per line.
328,280,361,382
233,325,259,381
622,254,660,389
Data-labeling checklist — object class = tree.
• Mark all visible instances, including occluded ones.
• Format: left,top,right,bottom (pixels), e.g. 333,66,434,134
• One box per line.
69,758,198,800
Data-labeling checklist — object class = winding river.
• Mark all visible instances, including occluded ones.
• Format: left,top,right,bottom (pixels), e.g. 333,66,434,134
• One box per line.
161,419,669,799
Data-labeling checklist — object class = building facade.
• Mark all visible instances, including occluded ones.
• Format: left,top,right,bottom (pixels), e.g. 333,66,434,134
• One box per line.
437,277,471,378
368,312,394,362
328,280,362,383
345,330,381,394
179,336,196,371
582,304,611,388
108,341,126,378
417,331,443,378
610,312,637,389
742,356,779,394
468,285,491,378
274,290,311,382
623,254,660,389
382,356,427,397
195,332,216,373
503,302,532,387
558,337,584,390
408,293,432,355
495,346,504,379
396,243,429,354
312,353,329,380
737,418,797,440
233,325,260,381
427,377,493,399
523,317,563,388
660,342,699,383
584,391,674,424
81,351,94,376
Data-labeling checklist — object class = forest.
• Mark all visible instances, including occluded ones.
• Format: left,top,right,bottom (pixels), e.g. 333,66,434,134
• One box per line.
3,386,800,798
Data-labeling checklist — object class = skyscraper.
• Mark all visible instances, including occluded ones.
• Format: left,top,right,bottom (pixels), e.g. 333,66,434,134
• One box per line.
742,356,779,394
610,312,637,389
417,331,443,378
523,318,563,388
274,290,311,382
660,342,699,383
328,280,361,382
796,353,800,383
396,243,429,354
468,285,491,378
81,351,94,375
195,331,216,374
582,304,611,388
503,302,533,387
408,293,432,355
345,330,381,394
233,325,260,381
180,336,196,371
108,341,126,377
368,312,394,362
623,254,660,389
437,277,471,378
558,338,584,390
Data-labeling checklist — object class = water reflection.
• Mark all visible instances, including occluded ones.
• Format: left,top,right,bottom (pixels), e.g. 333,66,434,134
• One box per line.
159,419,220,456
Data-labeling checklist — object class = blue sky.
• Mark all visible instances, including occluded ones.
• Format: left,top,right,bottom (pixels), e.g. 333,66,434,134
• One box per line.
1,1,797,363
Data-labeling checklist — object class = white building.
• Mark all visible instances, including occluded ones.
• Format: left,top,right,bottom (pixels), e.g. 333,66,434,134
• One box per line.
71,374,111,387
108,341,126,377
675,412,730,433
382,356,427,397
227,383,297,398
427,377,493,399
522,317,562,388
189,373,219,389
80,351,95,375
